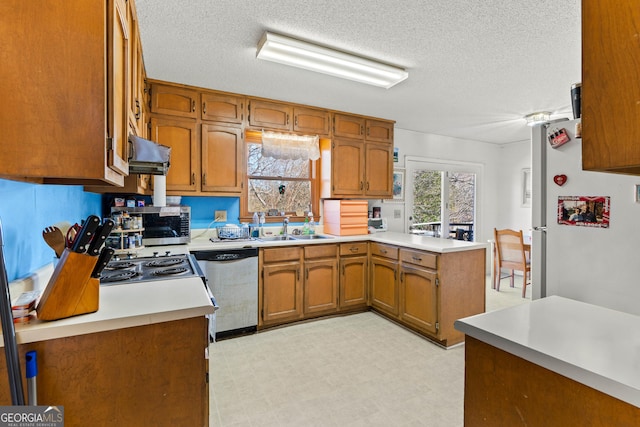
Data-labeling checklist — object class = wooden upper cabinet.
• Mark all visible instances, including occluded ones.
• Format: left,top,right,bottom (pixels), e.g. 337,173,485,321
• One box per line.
330,139,366,196
364,141,393,196
334,113,366,139
293,107,330,135
582,0,640,174
149,117,198,192
201,124,244,194
107,0,131,177
366,120,394,143
201,92,244,124
248,99,292,130
150,83,198,119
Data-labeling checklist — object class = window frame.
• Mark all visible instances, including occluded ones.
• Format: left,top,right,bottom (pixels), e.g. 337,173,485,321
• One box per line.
240,130,320,223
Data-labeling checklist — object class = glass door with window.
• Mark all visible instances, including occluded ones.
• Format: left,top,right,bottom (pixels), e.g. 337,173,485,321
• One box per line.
405,160,477,241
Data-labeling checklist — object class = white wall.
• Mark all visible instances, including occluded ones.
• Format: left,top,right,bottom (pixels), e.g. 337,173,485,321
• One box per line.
370,127,510,246
495,139,533,234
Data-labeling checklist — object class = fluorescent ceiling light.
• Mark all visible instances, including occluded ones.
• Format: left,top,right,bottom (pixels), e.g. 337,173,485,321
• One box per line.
256,32,408,89
524,111,552,127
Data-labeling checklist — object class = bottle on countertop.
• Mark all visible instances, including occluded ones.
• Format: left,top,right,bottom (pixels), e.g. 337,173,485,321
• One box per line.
303,215,310,235
309,216,315,235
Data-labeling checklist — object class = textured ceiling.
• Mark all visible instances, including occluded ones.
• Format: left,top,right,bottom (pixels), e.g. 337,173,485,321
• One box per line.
135,0,581,145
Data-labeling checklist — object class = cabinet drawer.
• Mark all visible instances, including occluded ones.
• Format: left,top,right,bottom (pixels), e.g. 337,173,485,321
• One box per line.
304,244,338,259
400,249,437,270
262,247,302,263
340,242,368,256
370,243,399,260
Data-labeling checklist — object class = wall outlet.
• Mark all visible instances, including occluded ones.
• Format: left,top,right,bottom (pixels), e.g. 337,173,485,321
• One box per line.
215,210,227,222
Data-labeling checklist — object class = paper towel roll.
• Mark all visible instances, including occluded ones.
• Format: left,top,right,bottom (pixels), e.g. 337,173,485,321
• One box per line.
153,175,167,207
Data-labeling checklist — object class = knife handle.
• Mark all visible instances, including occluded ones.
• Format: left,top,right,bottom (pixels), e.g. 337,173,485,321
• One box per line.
91,247,115,278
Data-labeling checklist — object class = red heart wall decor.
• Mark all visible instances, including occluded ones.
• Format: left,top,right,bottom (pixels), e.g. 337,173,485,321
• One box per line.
553,174,567,186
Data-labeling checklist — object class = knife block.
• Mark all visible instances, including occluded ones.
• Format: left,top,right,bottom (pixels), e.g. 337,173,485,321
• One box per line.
36,248,100,321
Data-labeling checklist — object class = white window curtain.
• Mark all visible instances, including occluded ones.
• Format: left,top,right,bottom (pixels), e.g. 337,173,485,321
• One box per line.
261,131,320,160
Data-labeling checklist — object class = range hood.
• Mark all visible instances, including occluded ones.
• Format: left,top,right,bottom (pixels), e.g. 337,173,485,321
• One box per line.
128,134,171,176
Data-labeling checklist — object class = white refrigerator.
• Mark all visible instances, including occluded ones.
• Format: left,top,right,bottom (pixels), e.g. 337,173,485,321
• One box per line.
531,119,640,316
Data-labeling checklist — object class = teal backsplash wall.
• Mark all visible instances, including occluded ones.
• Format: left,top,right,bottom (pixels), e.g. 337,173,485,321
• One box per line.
0,179,102,282
0,177,241,282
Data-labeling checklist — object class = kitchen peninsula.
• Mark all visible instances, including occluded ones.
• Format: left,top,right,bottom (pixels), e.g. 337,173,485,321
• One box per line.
454,296,640,426
0,277,213,427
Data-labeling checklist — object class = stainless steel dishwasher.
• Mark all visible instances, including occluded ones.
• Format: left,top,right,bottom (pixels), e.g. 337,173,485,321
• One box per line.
191,248,258,340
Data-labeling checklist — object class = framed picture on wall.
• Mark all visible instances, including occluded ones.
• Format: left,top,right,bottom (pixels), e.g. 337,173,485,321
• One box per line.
521,168,532,207
393,169,405,201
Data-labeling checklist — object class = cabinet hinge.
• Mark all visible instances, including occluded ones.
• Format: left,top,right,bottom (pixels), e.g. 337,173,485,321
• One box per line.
106,137,114,152
435,322,440,331
261,270,264,279
205,372,209,383
435,278,440,287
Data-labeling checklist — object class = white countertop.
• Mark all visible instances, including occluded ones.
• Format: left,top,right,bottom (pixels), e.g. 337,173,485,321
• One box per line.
6,277,213,346
454,296,640,407
184,230,487,254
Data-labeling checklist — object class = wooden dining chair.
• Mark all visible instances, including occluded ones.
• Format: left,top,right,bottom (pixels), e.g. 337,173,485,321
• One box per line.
493,228,530,298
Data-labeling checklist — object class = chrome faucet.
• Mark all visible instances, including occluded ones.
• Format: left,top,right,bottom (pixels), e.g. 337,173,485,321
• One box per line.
282,217,289,237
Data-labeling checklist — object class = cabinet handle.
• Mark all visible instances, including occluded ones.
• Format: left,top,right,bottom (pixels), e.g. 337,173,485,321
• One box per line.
349,247,359,253
295,116,298,127
202,173,206,186
191,100,196,112
342,265,345,275
203,102,207,115
400,271,404,282
367,127,370,136
366,182,370,190
241,103,243,121
191,173,195,185
394,270,397,281
297,269,300,280
286,114,290,125
412,256,422,262
360,181,364,190
380,249,387,254
135,100,141,119
360,125,364,135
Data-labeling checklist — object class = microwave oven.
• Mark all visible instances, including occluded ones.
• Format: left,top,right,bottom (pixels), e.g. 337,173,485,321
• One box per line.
111,206,191,246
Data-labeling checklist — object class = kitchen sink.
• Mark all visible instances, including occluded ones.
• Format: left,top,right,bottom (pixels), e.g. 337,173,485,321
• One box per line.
291,235,333,240
257,236,298,242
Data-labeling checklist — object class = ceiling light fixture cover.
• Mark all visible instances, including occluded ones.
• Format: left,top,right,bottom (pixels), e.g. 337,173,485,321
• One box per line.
256,32,408,89
524,111,552,127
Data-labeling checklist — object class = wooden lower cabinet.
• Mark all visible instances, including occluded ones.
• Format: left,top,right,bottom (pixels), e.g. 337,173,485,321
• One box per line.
339,242,369,310
0,317,208,427
260,247,303,326
464,336,639,426
370,243,400,316
259,242,485,347
303,245,339,316
399,250,438,335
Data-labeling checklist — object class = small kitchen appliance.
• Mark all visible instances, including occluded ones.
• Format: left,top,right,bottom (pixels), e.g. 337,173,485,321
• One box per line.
111,206,190,246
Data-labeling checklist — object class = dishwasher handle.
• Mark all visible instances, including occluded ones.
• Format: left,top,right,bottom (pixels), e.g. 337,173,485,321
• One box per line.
191,248,258,262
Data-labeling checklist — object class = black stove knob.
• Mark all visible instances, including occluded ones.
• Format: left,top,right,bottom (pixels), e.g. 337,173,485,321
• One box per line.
153,252,159,258
165,251,171,257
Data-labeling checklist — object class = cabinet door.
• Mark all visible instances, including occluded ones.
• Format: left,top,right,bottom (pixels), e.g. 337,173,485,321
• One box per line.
333,113,365,139
370,257,399,316
331,139,365,196
365,141,393,197
107,0,130,176
248,100,292,130
201,93,244,124
149,117,198,192
201,124,244,193
400,264,438,335
582,0,640,173
150,83,198,118
294,107,330,135
304,258,338,315
340,255,368,309
366,120,394,143
262,262,303,325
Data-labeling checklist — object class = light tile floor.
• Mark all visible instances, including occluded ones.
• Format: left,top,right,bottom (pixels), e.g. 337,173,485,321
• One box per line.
209,276,529,427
